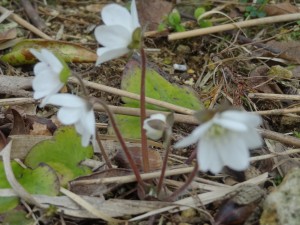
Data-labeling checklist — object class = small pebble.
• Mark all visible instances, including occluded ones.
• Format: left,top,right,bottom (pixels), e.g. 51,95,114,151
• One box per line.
173,64,187,71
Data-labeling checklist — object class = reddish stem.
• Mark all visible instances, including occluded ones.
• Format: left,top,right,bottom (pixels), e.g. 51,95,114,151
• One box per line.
140,47,150,173
93,98,145,187
156,129,172,195
166,163,199,201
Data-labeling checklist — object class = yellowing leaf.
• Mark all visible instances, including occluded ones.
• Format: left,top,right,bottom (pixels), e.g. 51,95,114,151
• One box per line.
1,39,97,66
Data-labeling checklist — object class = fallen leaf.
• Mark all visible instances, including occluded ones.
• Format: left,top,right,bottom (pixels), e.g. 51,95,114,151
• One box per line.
9,109,28,135
138,0,173,30
9,135,51,160
264,3,299,16
29,122,52,136
1,39,97,66
114,147,162,171
266,40,300,64
0,28,17,43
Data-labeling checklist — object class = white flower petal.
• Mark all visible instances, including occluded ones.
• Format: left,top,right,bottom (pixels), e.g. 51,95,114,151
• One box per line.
75,122,91,147
57,107,81,125
148,113,166,122
80,109,96,137
221,110,262,128
143,113,167,140
34,62,50,74
143,122,164,140
30,49,45,62
95,25,131,47
96,47,129,65
130,0,140,29
214,117,248,132
39,85,64,107
101,4,131,28
240,127,263,149
174,121,213,148
32,71,60,91
219,133,250,171
34,90,52,100
40,49,63,74
45,94,86,108
198,138,223,173
81,131,91,147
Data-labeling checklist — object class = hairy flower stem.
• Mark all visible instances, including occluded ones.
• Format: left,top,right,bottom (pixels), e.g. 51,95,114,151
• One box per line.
166,163,199,201
72,73,89,97
140,47,150,173
95,132,113,168
157,129,172,195
92,97,145,187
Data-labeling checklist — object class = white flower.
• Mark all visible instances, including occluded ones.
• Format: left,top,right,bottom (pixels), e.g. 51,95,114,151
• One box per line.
30,48,69,107
143,114,167,140
174,110,263,174
94,0,140,65
45,94,95,147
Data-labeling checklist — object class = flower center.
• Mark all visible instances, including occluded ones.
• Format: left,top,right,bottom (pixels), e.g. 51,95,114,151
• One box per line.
206,124,227,138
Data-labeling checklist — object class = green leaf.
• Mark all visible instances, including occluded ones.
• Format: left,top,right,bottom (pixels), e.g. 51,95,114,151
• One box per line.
194,7,206,20
109,60,203,139
198,20,213,28
109,115,141,139
175,24,185,32
0,197,19,214
168,9,181,26
19,163,60,196
1,39,97,66
0,161,59,213
157,23,166,32
0,161,23,213
121,60,203,111
2,210,35,225
24,126,93,186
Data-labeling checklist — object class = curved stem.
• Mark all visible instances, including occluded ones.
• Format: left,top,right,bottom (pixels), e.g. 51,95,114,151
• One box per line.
95,132,113,168
92,97,145,187
165,163,198,201
140,47,149,173
156,128,172,195
72,72,89,97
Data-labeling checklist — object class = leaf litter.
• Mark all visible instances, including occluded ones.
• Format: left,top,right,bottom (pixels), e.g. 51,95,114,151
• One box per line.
1,0,300,224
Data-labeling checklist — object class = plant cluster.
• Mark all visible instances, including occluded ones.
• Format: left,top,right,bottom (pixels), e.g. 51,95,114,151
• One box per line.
1,0,264,221
29,0,262,191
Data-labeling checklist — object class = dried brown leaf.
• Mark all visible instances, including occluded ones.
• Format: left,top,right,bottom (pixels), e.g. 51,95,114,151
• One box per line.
115,147,163,171
266,40,300,64
29,123,52,136
9,135,51,159
138,0,173,30
10,108,28,135
0,28,17,43
264,3,299,16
